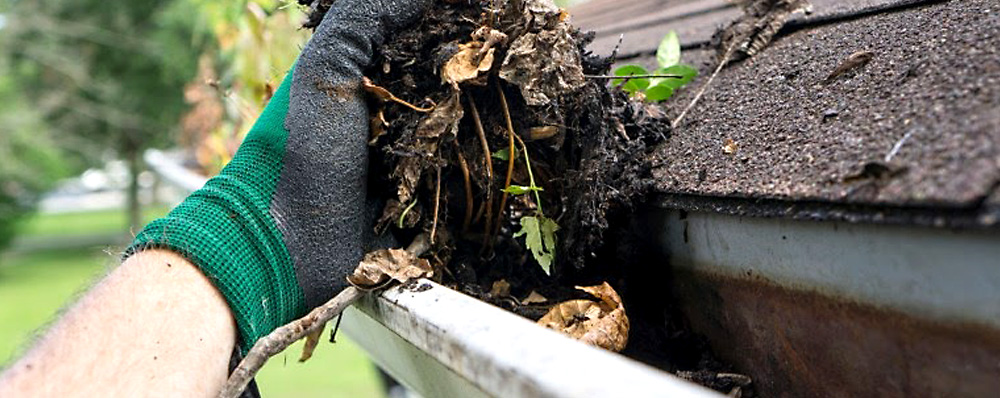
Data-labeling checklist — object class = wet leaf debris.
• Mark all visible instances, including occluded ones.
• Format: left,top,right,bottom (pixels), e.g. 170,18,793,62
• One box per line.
333,0,671,295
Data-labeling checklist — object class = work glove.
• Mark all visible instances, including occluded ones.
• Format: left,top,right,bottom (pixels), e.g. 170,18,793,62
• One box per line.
127,0,432,354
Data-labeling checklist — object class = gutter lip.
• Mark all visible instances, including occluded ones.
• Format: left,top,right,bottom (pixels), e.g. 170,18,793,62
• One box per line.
343,279,725,398
654,192,1000,230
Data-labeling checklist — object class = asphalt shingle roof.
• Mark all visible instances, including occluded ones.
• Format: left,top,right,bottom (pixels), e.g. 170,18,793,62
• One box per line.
573,0,1000,226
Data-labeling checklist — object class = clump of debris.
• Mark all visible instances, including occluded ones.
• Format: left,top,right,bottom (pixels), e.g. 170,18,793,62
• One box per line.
309,0,670,302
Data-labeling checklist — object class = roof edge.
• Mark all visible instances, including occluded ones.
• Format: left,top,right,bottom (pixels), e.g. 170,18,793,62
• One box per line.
652,192,1000,230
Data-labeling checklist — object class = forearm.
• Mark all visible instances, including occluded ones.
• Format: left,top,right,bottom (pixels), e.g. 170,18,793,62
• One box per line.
0,250,236,397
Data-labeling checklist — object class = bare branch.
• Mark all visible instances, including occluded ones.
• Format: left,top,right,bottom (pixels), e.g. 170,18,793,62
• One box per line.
218,287,366,398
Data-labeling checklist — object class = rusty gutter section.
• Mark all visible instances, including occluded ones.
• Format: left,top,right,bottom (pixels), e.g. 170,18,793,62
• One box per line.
655,209,1000,397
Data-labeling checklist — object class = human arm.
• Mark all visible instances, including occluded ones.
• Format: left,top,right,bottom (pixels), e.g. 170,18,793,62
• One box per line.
0,250,236,397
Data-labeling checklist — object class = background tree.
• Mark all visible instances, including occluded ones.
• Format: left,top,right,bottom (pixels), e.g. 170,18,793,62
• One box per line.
0,67,67,250
0,0,208,233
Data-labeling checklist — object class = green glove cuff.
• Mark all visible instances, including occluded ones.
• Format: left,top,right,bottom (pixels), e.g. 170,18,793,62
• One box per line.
126,69,305,354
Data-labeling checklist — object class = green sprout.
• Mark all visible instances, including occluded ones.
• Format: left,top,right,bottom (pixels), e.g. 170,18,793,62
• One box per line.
505,138,559,275
612,31,698,102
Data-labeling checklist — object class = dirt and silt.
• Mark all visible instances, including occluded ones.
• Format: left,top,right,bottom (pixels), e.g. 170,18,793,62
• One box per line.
301,0,752,394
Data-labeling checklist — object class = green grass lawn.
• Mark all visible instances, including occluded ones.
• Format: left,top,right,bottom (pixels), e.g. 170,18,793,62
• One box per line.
16,206,172,237
0,209,384,397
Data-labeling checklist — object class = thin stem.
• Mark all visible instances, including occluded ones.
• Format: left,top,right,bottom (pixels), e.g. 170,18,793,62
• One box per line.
492,85,517,240
453,141,475,233
362,77,434,112
467,93,494,240
328,313,343,344
398,199,417,229
584,73,684,80
430,159,442,245
511,133,543,216
465,93,494,185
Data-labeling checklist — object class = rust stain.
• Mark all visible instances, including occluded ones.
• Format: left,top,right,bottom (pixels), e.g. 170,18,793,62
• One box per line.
672,269,1000,398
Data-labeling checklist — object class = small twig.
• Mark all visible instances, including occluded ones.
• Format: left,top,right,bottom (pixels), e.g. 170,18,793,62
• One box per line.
362,77,434,113
219,287,365,398
671,41,738,129
328,313,344,344
492,84,517,241
885,129,913,162
465,91,493,236
466,92,494,229
430,158,442,245
584,74,684,80
453,141,475,233
466,93,494,189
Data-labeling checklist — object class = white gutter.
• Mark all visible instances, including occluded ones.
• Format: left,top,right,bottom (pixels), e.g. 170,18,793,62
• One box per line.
343,279,723,398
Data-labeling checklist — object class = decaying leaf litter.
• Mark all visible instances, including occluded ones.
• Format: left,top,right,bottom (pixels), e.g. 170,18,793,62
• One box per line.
251,0,814,395
352,0,669,355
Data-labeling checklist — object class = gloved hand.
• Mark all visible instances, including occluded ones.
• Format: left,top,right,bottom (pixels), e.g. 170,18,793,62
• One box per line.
127,0,431,354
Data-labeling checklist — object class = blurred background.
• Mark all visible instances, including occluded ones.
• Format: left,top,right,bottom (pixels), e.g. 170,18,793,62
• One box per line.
0,0,385,396
0,0,586,396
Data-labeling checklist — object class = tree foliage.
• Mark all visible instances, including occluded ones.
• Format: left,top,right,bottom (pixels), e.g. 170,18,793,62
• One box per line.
178,0,308,172
0,0,308,248
0,0,207,244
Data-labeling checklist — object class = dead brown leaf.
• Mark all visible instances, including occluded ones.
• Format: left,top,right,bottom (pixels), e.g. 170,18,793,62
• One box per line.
824,50,874,83
521,290,548,305
490,279,511,297
723,138,738,155
538,282,629,352
529,126,559,141
369,107,389,146
521,0,562,29
441,42,496,86
499,21,586,106
347,248,433,290
415,89,464,140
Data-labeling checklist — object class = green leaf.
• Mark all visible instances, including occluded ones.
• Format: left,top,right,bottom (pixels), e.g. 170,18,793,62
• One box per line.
539,216,559,260
513,216,559,275
612,65,649,94
650,64,698,89
503,185,542,195
492,148,516,161
656,31,681,68
649,64,698,88
645,83,674,102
